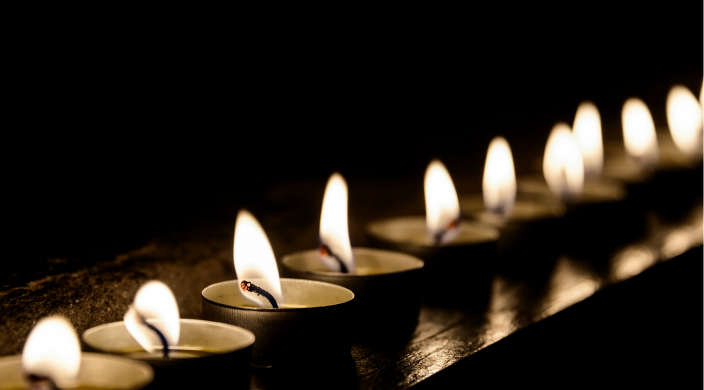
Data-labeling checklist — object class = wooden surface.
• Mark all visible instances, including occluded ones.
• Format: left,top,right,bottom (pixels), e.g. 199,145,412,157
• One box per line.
247,197,702,389
1,175,701,389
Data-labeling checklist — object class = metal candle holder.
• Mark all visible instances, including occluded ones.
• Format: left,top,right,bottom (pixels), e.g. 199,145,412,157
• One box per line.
0,352,153,390
517,175,633,256
281,247,423,341
82,319,255,388
365,217,499,307
202,278,354,368
459,193,565,277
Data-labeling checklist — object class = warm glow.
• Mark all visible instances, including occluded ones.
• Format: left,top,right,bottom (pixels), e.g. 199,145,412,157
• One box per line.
233,209,283,308
666,85,703,158
22,315,81,388
572,101,603,179
124,281,180,354
483,137,516,218
610,246,656,282
424,159,461,245
622,98,658,169
319,173,355,273
543,123,584,201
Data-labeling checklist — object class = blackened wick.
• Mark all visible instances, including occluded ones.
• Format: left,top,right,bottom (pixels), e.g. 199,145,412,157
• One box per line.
25,373,58,390
318,243,349,273
241,280,279,308
434,216,462,245
138,314,170,358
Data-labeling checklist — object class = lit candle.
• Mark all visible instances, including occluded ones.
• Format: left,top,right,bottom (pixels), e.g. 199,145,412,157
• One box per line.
666,85,703,162
202,209,355,368
602,89,703,220
366,160,500,306
460,137,565,275
82,281,255,388
0,315,153,389
519,120,630,256
281,173,424,341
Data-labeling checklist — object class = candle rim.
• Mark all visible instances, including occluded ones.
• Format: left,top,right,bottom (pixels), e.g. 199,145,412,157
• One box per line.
281,247,424,278
83,318,256,355
365,216,500,247
202,278,355,312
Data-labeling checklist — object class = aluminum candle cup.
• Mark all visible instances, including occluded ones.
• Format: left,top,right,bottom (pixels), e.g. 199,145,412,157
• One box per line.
82,319,255,389
459,193,565,276
281,247,424,341
604,133,702,221
0,352,153,390
365,217,499,307
518,175,632,256
202,278,354,368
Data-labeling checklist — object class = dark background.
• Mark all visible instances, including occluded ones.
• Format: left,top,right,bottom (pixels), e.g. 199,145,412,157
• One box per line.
0,6,702,388
3,3,702,283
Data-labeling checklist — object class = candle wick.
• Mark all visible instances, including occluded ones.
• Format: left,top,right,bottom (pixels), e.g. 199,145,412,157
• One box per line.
434,215,462,245
24,373,59,390
139,315,170,358
318,243,349,273
240,280,279,309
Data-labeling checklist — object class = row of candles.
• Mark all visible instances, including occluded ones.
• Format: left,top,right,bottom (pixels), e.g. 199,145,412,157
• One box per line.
0,83,701,389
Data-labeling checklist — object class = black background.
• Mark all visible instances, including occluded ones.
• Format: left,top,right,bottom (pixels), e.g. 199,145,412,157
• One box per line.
4,3,702,274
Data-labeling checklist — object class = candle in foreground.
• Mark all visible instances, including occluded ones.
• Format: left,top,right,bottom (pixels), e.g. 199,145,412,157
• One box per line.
202,209,354,368
366,160,499,306
83,280,255,388
0,315,153,390
282,173,423,341
460,137,564,276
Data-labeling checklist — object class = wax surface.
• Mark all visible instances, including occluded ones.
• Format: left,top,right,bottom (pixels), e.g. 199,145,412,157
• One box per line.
315,267,385,276
6,387,108,390
367,216,499,246
517,175,625,205
117,346,220,359
237,303,309,309
459,194,564,223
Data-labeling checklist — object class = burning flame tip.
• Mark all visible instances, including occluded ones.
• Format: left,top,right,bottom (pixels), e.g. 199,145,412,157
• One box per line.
319,173,354,273
425,159,461,244
234,209,284,307
622,98,659,169
124,280,180,354
483,136,516,218
666,84,703,158
543,124,584,201
573,101,603,179
22,315,81,388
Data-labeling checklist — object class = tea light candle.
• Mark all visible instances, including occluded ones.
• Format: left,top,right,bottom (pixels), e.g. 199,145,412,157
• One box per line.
366,161,500,306
0,315,153,390
282,246,423,341
82,281,255,388
459,137,565,276
521,121,630,256
279,174,424,340
602,92,702,224
201,210,355,368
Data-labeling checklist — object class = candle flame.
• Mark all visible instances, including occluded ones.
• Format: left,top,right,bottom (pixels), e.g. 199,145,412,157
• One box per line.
22,315,80,388
543,123,584,202
483,137,516,219
572,101,603,179
622,98,658,170
124,281,180,354
424,159,461,245
666,85,703,158
234,209,283,308
319,173,355,273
